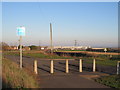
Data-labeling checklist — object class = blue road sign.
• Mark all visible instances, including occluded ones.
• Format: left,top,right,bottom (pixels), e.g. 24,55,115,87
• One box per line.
17,27,25,36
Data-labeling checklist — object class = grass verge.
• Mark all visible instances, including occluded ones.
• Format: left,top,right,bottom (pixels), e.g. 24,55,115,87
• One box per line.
95,75,120,89
2,57,39,88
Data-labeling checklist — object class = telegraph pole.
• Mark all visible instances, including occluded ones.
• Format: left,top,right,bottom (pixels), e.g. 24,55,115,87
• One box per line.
39,40,41,50
50,23,53,54
74,40,77,56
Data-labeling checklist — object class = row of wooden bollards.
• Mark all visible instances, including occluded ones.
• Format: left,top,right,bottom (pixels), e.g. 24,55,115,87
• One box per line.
33,59,120,75
33,59,97,74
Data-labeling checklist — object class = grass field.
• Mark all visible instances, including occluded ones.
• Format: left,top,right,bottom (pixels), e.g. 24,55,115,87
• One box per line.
82,55,119,67
3,51,73,59
3,50,120,67
2,57,39,88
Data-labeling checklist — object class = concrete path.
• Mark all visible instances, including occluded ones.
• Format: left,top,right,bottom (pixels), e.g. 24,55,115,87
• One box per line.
4,55,110,88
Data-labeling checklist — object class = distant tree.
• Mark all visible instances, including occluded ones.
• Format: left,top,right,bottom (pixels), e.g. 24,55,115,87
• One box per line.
29,45,37,50
1,42,10,51
0,42,2,50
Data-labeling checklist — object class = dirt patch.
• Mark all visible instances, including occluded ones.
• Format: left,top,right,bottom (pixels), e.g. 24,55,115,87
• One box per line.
79,73,109,80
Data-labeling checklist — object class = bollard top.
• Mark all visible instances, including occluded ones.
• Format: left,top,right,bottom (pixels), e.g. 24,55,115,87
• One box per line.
34,60,37,62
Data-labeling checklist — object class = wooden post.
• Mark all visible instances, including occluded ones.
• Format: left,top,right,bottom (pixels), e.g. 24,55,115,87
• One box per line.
117,61,120,75
66,59,69,73
34,60,38,74
50,60,54,74
93,58,96,72
50,23,53,54
79,59,82,72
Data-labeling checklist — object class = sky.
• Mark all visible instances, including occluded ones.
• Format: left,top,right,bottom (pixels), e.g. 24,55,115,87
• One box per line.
1,0,120,2
0,2,1,43
2,2,118,47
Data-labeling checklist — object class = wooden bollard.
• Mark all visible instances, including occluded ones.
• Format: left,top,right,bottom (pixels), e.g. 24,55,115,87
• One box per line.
34,60,38,74
117,61,120,75
93,59,96,72
66,59,69,73
50,60,54,74
79,59,82,72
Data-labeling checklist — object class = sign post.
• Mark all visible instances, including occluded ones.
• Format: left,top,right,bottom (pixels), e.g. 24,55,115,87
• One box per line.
20,36,22,69
17,26,25,69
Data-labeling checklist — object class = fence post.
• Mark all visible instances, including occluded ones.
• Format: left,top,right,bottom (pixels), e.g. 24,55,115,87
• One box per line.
93,58,96,72
117,61,120,75
34,60,38,74
50,60,54,74
79,59,82,72
66,59,69,73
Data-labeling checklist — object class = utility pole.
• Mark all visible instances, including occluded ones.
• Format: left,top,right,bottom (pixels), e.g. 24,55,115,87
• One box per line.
50,23,53,54
39,40,41,50
74,40,77,56
74,40,77,46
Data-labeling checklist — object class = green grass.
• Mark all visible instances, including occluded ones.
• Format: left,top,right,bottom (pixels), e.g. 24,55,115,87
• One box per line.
95,75,120,89
24,52,73,59
3,51,120,66
3,51,74,59
2,57,39,88
81,54,119,66
82,58,118,67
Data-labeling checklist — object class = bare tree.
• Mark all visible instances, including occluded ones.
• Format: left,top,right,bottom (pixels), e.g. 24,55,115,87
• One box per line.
1,42,10,51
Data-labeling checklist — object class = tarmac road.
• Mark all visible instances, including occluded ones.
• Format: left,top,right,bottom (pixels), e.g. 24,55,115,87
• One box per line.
4,55,112,88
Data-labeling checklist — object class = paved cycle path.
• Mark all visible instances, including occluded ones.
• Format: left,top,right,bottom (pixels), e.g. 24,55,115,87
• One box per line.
4,55,110,88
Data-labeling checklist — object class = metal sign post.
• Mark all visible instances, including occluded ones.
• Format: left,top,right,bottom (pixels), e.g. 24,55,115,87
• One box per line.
20,36,22,69
17,26,25,69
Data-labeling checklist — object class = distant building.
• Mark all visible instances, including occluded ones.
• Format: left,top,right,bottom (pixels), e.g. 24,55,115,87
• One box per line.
48,46,91,50
23,46,31,51
40,46,48,50
10,46,18,50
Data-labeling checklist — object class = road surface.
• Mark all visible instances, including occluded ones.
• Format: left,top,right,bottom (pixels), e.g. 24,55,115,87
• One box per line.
4,55,111,88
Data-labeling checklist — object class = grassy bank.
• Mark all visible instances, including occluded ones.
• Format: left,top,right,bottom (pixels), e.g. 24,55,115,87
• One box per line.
2,57,39,88
95,75,120,89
